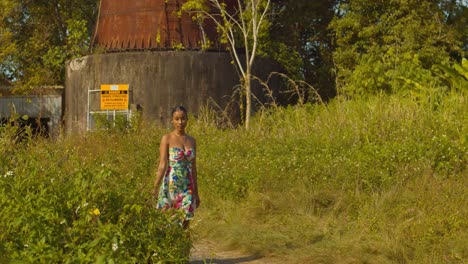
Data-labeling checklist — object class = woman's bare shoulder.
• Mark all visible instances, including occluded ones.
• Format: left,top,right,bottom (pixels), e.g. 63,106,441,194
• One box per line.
160,133,172,143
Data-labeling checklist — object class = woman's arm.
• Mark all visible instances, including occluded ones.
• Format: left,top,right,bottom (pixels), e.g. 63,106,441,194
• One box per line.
153,134,169,197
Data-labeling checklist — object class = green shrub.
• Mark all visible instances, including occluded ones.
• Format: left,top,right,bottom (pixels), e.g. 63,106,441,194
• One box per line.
0,125,190,263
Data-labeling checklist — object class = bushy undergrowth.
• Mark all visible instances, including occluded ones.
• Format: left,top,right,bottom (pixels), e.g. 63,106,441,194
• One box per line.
0,126,191,263
0,91,466,263
191,92,467,263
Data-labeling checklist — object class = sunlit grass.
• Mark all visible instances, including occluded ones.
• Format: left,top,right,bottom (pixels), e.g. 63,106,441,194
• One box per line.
0,91,466,263
191,92,467,263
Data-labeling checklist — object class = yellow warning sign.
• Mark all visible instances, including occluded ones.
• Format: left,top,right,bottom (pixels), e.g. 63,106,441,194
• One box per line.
100,84,129,110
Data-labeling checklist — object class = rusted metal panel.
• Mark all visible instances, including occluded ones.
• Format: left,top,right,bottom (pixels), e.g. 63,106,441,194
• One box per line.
92,0,236,51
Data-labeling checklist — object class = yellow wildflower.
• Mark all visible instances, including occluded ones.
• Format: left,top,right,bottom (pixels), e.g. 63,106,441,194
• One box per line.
89,208,101,216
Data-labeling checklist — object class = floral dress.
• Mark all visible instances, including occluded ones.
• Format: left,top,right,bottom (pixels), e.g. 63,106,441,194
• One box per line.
157,147,196,221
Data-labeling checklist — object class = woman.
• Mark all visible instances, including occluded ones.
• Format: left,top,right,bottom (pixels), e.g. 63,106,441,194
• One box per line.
153,106,199,228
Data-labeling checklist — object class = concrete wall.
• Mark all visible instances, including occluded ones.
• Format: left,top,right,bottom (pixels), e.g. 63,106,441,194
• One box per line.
65,51,279,133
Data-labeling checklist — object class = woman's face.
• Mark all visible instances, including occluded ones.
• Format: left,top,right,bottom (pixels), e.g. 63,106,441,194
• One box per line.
172,110,188,132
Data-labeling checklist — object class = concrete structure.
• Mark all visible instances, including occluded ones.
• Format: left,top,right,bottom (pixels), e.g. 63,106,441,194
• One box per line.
64,0,281,134
65,51,278,133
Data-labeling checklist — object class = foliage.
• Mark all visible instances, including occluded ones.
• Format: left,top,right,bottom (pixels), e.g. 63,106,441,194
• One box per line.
191,91,468,263
434,57,468,91
91,113,133,132
1,89,467,262
0,0,17,80
0,125,191,263
442,0,468,57
0,0,97,90
268,0,338,100
182,0,272,129
1,0,467,101
330,0,462,96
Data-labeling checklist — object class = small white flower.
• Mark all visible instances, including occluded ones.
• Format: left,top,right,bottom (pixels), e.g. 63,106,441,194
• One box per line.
50,178,55,183
83,202,88,207
60,219,66,225
24,244,29,248
112,243,118,251
3,171,13,178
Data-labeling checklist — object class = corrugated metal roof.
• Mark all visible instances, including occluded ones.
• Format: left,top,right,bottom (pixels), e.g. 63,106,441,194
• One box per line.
0,95,62,118
91,0,235,51
0,86,63,96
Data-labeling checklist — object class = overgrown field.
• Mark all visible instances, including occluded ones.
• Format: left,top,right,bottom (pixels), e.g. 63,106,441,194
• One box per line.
1,92,467,263
0,123,191,262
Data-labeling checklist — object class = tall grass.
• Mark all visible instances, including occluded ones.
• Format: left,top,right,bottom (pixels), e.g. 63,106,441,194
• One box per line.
191,91,467,263
0,91,466,263
0,126,191,263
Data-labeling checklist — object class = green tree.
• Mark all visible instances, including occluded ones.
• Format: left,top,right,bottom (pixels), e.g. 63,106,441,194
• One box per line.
330,0,463,96
183,0,271,129
0,0,98,91
268,0,338,101
0,0,18,82
442,0,468,57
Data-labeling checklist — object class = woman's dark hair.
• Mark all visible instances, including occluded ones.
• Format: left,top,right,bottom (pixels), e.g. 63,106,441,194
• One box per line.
171,105,187,117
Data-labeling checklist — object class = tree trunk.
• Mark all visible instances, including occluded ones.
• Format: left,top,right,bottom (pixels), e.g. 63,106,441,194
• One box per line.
245,71,251,129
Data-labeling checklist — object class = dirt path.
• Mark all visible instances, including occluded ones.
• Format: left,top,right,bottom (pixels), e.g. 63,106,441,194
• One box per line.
190,239,282,264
